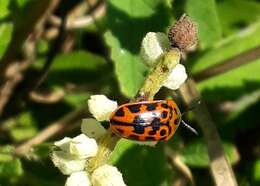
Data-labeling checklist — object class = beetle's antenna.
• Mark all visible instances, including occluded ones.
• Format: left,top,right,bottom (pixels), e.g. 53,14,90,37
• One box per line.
181,120,198,135
181,99,201,116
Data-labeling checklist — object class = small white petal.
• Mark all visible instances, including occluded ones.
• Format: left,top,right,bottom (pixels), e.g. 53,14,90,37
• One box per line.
91,164,126,186
65,171,90,186
51,151,86,175
81,118,106,139
70,134,98,159
88,95,118,121
141,32,170,66
163,64,187,90
54,137,72,152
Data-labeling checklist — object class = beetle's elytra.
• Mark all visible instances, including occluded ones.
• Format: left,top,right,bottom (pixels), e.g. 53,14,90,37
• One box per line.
109,100,182,141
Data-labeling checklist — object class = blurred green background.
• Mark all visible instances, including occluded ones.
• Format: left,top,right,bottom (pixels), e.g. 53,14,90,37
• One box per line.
0,0,259,185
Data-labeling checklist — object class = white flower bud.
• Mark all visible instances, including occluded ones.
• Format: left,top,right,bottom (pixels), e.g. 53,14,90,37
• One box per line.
163,64,187,90
141,32,170,66
91,164,126,186
54,137,72,152
70,134,98,159
51,151,86,175
88,95,118,121
65,171,90,186
81,118,106,139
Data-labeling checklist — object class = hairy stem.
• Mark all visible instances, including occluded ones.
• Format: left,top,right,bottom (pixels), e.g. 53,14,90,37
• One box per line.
137,48,181,100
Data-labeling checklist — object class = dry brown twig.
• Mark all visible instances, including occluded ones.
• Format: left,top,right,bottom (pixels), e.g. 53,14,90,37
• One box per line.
165,146,195,186
194,46,260,82
179,79,238,186
168,16,238,186
44,1,106,40
0,0,61,116
15,104,89,156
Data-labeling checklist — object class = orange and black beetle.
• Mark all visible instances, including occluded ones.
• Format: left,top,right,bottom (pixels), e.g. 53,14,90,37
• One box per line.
109,100,184,141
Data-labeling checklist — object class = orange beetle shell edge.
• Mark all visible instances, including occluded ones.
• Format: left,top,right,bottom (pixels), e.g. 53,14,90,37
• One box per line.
109,100,182,141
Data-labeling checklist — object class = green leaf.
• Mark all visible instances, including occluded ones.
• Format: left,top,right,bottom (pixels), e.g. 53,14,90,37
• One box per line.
191,22,260,73
0,146,23,179
11,127,38,141
181,140,239,168
29,143,52,159
48,50,107,85
51,50,105,70
198,59,260,101
63,92,90,108
227,90,260,121
217,0,260,35
0,0,10,18
109,139,136,164
186,0,222,49
253,159,260,182
104,31,146,97
109,139,175,185
190,22,260,101
0,23,13,58
4,111,38,142
108,0,163,18
105,0,172,97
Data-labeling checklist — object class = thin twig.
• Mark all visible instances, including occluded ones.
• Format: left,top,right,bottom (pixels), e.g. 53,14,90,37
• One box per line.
44,2,106,40
15,104,89,156
165,146,195,186
179,78,238,186
29,89,65,104
193,46,260,82
32,14,67,90
0,0,60,116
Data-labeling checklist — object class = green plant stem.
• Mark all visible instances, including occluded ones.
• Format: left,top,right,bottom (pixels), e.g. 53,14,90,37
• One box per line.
136,48,181,100
87,130,119,173
87,48,181,172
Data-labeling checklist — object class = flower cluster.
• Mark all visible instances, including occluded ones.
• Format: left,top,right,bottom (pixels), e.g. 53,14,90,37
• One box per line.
51,112,126,186
141,32,187,90
50,31,188,186
51,96,125,186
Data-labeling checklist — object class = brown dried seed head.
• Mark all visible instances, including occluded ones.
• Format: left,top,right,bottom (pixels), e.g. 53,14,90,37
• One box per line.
168,14,198,51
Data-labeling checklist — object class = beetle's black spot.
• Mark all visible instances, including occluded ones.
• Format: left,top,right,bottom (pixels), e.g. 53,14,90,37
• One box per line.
110,119,132,126
129,134,140,141
115,108,125,117
146,103,157,111
148,130,157,135
159,136,167,141
151,118,161,131
160,129,166,136
133,124,145,134
145,136,155,141
110,119,118,125
116,128,124,134
165,121,170,126
161,103,168,109
168,126,172,135
127,104,141,113
174,108,178,114
168,113,172,120
133,115,145,124
161,111,168,118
